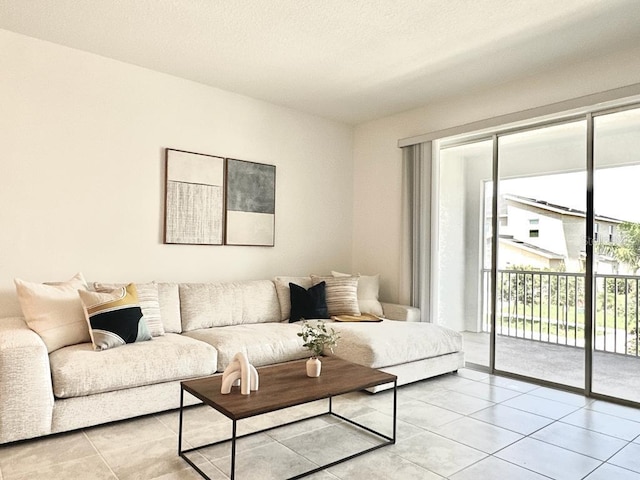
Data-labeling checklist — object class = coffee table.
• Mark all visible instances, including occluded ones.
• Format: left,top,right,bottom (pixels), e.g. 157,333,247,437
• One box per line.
178,356,397,480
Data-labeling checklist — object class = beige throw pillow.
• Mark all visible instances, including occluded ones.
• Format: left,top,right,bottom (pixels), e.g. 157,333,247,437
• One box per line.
332,271,384,316
311,275,360,316
273,276,313,321
14,272,91,353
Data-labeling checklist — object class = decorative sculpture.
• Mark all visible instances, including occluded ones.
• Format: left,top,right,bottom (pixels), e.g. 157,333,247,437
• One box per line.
220,352,259,395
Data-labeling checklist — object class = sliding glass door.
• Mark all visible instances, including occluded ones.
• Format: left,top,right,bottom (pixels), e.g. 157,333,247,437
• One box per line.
435,102,640,403
494,121,587,388
592,107,640,402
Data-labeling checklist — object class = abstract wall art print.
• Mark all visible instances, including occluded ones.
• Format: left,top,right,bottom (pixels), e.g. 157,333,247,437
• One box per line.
164,149,225,245
225,158,276,246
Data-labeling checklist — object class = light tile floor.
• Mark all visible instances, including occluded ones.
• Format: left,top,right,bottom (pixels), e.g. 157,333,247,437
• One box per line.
3,368,640,479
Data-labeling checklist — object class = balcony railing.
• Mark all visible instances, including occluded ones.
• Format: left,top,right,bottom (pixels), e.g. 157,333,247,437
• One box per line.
481,269,640,356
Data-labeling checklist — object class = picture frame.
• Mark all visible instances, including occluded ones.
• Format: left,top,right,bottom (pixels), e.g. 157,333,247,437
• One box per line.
225,158,276,246
164,148,226,245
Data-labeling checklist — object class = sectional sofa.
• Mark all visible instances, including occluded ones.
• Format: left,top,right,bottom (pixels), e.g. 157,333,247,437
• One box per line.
0,274,464,444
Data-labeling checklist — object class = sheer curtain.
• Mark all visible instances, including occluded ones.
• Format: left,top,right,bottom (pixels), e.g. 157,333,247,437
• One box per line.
400,142,432,321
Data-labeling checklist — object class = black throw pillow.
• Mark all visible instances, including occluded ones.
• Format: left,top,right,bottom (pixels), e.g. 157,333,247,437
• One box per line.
289,281,329,323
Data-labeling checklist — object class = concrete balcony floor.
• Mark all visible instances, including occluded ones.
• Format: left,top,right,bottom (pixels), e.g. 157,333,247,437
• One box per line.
463,331,640,404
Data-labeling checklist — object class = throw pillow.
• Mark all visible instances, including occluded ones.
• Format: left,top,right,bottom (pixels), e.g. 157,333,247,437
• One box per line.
273,276,313,321
93,282,165,337
14,272,91,353
78,283,152,350
332,271,384,316
310,275,360,316
289,282,329,323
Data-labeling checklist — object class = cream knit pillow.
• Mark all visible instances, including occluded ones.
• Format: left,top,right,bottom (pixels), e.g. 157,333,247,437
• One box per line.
14,272,91,353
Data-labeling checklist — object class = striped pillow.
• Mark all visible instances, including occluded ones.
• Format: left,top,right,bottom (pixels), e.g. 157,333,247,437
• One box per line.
79,283,152,350
311,275,360,316
332,271,384,316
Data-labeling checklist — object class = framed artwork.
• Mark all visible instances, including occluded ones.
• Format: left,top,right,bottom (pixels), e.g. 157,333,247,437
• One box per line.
225,158,276,246
164,149,225,245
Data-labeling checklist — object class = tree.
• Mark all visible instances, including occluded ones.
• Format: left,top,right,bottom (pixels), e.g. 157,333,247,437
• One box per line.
597,222,640,274
596,223,640,356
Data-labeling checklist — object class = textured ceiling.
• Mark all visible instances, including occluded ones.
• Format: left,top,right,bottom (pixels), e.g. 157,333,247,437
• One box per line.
2,0,640,124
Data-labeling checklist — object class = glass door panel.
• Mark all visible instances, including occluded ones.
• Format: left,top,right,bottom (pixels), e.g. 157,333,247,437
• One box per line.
495,121,587,387
436,140,492,367
592,107,640,402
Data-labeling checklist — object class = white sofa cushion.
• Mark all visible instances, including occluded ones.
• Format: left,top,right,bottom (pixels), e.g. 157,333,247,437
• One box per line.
179,280,280,331
183,323,308,371
49,333,217,398
157,282,182,333
328,320,463,369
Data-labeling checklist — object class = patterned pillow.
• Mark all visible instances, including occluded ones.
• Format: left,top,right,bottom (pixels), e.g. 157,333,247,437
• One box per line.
93,282,164,337
289,282,329,323
78,283,152,350
332,271,384,316
14,272,91,353
310,275,360,316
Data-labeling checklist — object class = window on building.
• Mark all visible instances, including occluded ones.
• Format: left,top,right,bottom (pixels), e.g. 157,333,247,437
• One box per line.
529,218,539,225
529,229,539,238
594,223,599,242
609,225,614,242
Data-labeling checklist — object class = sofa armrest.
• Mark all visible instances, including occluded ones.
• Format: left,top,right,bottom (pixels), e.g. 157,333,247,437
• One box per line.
0,317,54,443
380,303,421,322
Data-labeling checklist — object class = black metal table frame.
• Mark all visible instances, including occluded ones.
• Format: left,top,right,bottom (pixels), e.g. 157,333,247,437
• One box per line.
178,379,397,480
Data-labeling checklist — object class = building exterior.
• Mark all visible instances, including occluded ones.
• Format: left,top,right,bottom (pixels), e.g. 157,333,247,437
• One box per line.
499,194,623,273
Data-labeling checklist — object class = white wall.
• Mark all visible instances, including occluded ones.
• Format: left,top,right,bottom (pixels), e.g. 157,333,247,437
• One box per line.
0,30,354,316
353,43,640,305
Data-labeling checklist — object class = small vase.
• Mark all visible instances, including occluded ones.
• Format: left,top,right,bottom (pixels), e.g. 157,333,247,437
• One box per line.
306,357,322,377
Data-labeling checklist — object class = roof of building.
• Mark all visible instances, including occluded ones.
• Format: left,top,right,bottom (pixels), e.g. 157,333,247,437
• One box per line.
503,194,623,223
498,235,565,260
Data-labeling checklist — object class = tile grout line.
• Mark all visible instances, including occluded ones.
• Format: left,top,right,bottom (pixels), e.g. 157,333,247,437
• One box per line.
406,371,640,478
452,454,557,480
81,430,120,479
475,385,640,477
421,376,548,479
448,371,625,478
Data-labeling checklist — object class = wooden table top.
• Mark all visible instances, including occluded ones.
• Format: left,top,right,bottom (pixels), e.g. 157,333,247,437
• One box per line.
181,356,397,420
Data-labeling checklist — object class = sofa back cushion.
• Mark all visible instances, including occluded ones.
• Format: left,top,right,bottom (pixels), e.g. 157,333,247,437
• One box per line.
156,283,182,333
179,280,280,331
